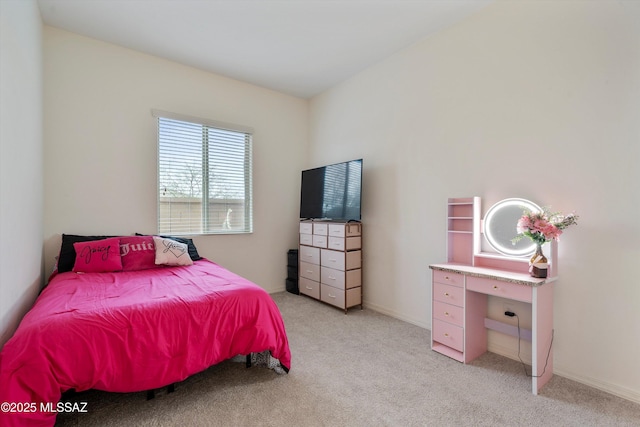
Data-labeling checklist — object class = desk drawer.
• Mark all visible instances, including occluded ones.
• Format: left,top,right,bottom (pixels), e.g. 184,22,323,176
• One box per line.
299,222,313,234
432,319,463,352
300,233,313,246
433,301,463,327
433,270,463,287
433,283,464,307
466,276,532,303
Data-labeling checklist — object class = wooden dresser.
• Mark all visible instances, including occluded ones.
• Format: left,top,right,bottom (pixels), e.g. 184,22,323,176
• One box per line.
299,220,362,313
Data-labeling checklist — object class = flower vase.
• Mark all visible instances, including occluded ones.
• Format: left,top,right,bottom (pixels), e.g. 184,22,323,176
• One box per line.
529,243,548,278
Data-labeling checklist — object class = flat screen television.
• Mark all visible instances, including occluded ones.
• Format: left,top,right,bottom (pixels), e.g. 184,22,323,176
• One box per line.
299,159,362,221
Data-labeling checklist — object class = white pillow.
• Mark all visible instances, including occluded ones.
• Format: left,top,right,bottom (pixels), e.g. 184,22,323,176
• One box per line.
153,236,193,266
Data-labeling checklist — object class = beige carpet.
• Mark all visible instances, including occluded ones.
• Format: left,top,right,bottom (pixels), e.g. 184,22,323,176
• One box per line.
56,291,640,426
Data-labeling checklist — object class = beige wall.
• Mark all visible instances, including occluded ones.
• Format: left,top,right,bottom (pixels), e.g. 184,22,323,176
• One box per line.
309,1,640,402
43,26,308,292
0,0,43,347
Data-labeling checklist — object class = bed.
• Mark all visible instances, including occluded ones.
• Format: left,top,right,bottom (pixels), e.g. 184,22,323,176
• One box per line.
0,235,291,427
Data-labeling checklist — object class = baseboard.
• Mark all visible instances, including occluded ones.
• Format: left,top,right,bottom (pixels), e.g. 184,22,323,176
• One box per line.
484,344,640,404
362,299,429,329
364,302,639,405
266,285,287,294
553,364,640,404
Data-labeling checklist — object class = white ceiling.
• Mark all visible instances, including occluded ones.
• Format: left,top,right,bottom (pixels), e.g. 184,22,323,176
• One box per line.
37,0,493,99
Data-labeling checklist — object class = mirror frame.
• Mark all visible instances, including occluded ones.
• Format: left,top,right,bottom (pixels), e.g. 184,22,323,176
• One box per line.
483,198,541,257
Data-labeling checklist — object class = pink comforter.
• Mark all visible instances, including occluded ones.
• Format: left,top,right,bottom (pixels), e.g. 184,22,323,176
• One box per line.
0,259,291,426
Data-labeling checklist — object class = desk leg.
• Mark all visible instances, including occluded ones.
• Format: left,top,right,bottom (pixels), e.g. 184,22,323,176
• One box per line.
532,283,554,394
464,290,488,363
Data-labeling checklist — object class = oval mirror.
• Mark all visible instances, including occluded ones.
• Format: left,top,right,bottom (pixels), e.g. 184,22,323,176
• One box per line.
484,198,542,257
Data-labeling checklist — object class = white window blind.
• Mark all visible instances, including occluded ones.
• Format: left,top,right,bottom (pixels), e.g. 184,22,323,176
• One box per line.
154,110,253,235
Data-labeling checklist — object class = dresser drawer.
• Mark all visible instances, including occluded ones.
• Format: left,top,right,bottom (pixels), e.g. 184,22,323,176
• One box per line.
313,223,328,235
466,276,532,303
299,245,320,265
321,266,344,289
299,233,313,246
432,270,464,287
299,277,320,299
300,261,320,282
320,283,344,308
432,319,464,352
312,235,328,248
321,267,361,290
321,249,361,271
299,222,313,234
328,223,362,238
433,301,463,327
328,236,362,251
433,282,464,307
320,284,361,309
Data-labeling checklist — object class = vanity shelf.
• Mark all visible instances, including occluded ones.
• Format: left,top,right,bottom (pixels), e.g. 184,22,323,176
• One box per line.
446,197,480,265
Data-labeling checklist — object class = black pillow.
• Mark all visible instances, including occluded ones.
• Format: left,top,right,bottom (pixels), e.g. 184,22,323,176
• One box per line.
57,234,115,273
135,233,202,261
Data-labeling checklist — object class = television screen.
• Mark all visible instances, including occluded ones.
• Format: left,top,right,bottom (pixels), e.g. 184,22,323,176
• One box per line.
300,159,362,221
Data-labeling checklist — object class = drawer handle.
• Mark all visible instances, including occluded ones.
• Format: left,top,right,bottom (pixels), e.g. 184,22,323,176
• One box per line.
306,270,313,273
444,292,450,297
328,293,336,298
444,312,449,316
444,333,449,337
329,276,336,280
305,286,313,290
445,276,450,280
493,285,498,290
330,259,337,263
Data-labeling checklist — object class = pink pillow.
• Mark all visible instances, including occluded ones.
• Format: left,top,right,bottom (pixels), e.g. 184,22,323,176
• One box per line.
72,237,122,273
153,236,193,266
120,236,156,271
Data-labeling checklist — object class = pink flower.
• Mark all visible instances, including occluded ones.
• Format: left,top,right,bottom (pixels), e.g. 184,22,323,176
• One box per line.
512,206,578,245
517,216,531,234
542,224,561,240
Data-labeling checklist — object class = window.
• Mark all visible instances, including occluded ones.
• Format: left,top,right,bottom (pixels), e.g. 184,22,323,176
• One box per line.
153,110,253,235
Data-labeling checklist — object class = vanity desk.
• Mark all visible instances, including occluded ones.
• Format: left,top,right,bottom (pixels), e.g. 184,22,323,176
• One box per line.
430,197,558,395
429,263,555,395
